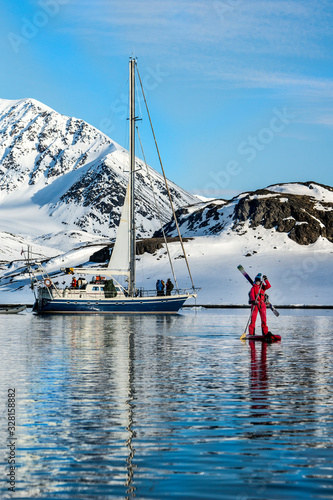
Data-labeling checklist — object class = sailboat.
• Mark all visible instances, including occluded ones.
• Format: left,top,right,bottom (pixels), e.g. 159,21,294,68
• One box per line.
33,58,197,314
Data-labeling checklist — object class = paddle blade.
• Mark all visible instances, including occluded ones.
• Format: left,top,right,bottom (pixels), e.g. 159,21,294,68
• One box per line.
240,331,247,340
268,302,280,317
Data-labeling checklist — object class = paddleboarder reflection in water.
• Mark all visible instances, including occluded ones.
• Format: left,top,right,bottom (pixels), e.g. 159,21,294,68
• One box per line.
249,341,268,414
249,274,271,336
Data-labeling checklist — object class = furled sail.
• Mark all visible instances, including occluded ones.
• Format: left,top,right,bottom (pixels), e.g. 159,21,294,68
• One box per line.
107,183,131,275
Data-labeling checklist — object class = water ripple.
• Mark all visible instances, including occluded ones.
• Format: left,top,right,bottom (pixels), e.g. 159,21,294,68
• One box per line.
0,310,333,499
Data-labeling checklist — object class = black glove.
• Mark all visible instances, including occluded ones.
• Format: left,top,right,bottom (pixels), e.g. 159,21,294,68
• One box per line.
263,275,267,280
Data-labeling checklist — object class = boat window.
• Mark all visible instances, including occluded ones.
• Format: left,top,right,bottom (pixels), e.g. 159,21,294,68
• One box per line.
92,286,100,291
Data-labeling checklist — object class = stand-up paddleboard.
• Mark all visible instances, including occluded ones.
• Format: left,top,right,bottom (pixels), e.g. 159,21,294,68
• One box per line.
245,334,281,342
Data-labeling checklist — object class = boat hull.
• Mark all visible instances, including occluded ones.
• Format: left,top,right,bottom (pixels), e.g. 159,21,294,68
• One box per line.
0,305,27,314
34,294,190,314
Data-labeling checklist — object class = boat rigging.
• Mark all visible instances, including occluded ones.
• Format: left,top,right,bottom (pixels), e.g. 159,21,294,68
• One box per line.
31,58,198,314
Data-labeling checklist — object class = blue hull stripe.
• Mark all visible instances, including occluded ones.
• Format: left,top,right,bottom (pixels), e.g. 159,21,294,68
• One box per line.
35,296,188,314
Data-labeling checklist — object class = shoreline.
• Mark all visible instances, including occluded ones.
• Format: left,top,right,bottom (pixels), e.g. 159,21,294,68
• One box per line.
1,303,333,310
182,304,333,309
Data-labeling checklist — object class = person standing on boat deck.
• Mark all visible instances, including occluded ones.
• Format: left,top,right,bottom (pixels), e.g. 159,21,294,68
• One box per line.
156,279,164,296
248,274,271,336
166,279,174,296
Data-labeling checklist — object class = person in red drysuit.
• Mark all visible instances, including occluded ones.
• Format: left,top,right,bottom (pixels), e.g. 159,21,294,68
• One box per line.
248,274,271,336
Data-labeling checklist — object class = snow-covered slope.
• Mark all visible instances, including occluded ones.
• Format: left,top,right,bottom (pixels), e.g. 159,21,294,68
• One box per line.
267,182,333,201
2,227,333,306
135,232,333,306
0,97,197,243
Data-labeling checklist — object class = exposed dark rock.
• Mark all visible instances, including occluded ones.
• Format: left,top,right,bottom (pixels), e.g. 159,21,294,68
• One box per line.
136,238,164,255
89,245,113,263
136,237,191,255
233,187,333,245
90,237,192,262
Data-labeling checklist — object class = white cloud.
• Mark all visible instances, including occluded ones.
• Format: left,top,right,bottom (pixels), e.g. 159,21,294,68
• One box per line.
66,0,332,57
295,109,333,126
202,65,333,94
58,0,333,101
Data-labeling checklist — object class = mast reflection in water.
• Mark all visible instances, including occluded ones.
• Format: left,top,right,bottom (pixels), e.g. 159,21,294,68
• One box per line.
125,326,136,498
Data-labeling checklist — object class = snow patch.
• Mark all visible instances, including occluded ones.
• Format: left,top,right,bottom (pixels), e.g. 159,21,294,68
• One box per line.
268,183,333,202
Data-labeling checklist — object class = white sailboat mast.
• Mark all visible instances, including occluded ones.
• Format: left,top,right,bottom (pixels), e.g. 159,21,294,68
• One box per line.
129,57,136,296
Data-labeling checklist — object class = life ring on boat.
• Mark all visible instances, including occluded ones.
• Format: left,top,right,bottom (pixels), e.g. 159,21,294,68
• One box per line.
44,279,52,287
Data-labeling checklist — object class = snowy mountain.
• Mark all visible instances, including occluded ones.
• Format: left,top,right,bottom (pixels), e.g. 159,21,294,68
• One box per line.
0,97,332,307
0,98,198,245
155,181,333,245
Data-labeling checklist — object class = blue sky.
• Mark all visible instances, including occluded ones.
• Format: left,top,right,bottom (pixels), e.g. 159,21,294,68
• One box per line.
1,0,332,198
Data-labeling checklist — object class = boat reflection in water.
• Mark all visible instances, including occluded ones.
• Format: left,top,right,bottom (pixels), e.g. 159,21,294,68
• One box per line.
22,314,179,498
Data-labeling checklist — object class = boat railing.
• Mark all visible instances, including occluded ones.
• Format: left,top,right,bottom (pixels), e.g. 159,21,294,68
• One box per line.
136,288,198,297
38,286,198,299
39,288,125,300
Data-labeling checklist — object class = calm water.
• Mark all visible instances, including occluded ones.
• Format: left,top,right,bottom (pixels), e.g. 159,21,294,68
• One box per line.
0,309,333,499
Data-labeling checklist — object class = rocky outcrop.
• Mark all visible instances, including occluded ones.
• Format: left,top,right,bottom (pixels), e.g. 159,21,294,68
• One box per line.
155,182,333,246
233,185,333,245
154,200,229,238
90,237,192,262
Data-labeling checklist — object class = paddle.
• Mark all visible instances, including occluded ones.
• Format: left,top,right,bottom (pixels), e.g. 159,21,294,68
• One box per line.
240,280,263,340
